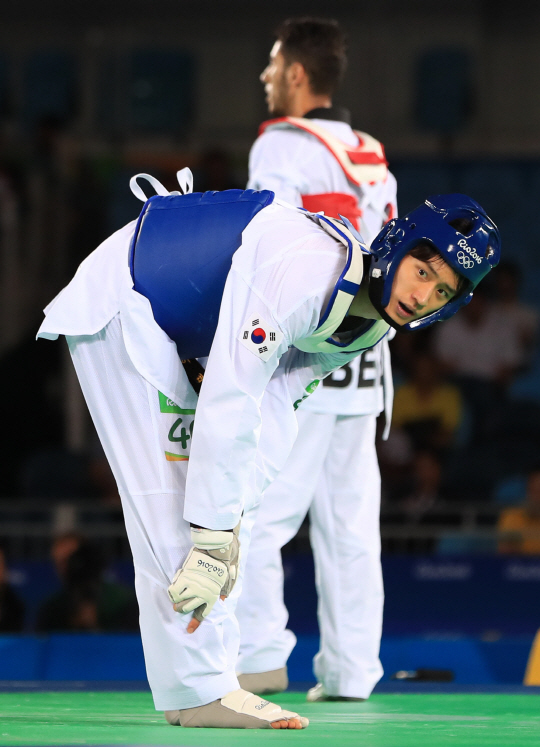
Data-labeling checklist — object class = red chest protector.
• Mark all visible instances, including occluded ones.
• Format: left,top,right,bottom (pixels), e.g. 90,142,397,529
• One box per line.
259,117,390,229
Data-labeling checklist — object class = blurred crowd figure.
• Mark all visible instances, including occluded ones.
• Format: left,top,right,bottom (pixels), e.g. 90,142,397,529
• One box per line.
393,353,462,452
21,437,120,506
194,148,243,193
383,260,540,514
498,467,540,555
0,534,139,632
435,284,520,441
0,545,24,632
380,352,461,516
492,262,539,370
36,533,138,632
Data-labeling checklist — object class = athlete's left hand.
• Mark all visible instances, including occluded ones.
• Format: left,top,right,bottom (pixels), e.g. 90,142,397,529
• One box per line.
168,525,240,632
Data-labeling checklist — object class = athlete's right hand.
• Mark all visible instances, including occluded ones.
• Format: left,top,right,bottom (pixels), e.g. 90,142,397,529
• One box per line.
167,526,240,631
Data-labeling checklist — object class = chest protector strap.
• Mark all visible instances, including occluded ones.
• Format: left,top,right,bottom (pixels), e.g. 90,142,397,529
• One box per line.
296,214,389,355
259,117,389,186
128,173,274,359
301,192,362,229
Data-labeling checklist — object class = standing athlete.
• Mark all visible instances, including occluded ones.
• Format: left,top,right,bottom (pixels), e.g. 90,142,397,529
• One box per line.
236,17,397,702
38,169,498,726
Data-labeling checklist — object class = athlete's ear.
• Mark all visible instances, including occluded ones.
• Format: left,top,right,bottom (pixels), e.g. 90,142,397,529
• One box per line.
286,61,307,88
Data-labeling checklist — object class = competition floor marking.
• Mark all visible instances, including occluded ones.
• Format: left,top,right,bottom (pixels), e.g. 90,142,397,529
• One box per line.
0,692,539,746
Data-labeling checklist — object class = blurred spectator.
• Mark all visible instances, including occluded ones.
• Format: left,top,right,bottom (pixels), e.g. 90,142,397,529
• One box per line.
0,333,64,497
0,545,25,632
401,450,443,519
51,532,83,580
388,327,435,384
195,148,241,192
36,540,138,632
0,163,22,355
434,285,521,439
22,440,119,505
491,261,539,370
392,352,463,452
435,285,520,387
27,116,79,314
498,468,540,554
378,425,414,504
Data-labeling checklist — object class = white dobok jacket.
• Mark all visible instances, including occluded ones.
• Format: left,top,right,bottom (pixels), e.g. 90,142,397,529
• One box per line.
38,199,390,530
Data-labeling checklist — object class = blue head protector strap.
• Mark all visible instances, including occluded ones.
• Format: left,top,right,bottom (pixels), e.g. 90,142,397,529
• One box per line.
367,193,501,331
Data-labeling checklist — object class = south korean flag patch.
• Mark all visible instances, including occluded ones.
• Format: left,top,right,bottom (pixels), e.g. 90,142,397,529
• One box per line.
238,314,283,362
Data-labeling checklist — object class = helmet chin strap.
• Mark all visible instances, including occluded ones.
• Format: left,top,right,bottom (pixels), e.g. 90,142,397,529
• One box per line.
378,307,408,332
367,266,405,332
371,295,411,332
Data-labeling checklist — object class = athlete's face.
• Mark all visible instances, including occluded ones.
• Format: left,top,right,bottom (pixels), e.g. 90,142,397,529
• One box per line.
385,253,459,326
261,41,293,116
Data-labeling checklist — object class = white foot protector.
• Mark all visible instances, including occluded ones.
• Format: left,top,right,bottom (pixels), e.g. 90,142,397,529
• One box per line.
237,666,288,694
307,682,365,702
165,688,309,729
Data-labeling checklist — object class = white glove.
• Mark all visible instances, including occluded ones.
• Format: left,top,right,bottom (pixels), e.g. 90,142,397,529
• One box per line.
168,525,240,622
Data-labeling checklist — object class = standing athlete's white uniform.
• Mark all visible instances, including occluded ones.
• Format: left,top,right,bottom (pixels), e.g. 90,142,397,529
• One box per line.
37,188,390,711
236,110,397,699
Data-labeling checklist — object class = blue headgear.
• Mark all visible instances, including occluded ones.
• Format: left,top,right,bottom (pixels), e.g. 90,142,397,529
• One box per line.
366,193,501,331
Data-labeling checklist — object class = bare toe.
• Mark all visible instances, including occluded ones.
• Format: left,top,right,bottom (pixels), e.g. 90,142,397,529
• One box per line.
271,717,305,729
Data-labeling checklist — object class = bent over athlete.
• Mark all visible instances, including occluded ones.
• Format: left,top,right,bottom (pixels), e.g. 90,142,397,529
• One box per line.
37,171,499,729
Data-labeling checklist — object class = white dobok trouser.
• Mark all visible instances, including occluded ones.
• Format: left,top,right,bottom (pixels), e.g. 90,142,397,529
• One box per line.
67,315,257,711
236,408,384,699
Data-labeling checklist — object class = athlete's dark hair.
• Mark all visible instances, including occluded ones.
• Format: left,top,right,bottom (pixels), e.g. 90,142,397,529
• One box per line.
275,17,347,96
409,242,469,297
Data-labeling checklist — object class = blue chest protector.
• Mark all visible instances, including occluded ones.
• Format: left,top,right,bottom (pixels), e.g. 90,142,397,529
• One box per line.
129,188,274,358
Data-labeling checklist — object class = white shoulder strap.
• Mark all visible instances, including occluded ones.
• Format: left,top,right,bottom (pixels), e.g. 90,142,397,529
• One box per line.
176,167,194,195
130,167,194,203
294,212,390,354
262,117,388,186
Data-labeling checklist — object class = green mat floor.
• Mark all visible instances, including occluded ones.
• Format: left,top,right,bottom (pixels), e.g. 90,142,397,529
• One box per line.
0,692,539,746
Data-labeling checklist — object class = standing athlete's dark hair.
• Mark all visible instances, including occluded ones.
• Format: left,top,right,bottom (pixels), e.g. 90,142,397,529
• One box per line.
276,18,347,96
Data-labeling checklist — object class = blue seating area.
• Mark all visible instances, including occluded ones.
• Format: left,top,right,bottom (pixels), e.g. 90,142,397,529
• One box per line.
128,50,195,135
414,48,472,136
23,51,77,125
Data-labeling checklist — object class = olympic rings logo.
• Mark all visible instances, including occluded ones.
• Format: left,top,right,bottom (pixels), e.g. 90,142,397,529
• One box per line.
457,251,474,270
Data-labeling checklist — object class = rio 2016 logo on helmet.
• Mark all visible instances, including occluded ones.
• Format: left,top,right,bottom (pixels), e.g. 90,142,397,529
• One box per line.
367,193,501,331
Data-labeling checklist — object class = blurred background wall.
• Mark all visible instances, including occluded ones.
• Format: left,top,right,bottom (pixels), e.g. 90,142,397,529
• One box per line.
1,0,538,157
